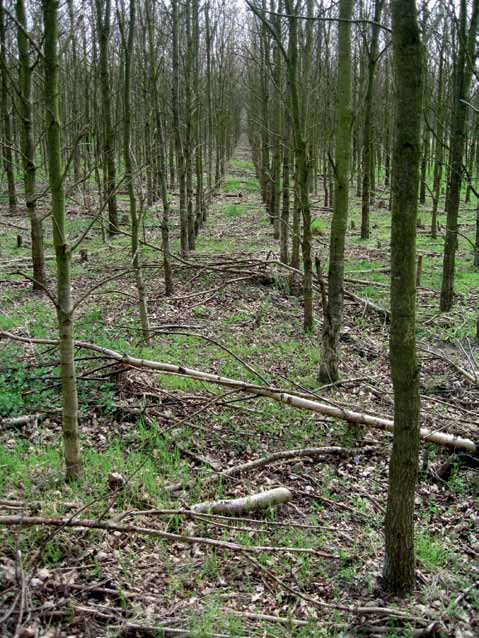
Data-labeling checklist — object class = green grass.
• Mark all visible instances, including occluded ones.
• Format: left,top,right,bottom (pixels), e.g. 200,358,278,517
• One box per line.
0,421,188,503
311,218,325,235
416,532,450,569
224,178,242,192
224,203,247,218
245,177,259,191
229,159,254,169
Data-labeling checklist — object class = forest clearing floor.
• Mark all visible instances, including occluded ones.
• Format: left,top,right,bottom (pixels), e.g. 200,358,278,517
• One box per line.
0,140,478,637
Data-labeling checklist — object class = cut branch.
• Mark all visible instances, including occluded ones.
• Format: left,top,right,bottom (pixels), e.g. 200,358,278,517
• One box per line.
0,331,475,453
191,487,292,514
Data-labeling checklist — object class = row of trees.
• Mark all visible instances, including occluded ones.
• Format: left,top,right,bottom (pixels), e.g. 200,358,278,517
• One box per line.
0,0,477,599
1,0,242,264
242,0,477,595
0,0,242,479
245,0,478,354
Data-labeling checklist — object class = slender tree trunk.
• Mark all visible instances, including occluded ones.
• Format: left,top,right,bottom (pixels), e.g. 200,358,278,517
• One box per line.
430,28,446,240
205,2,213,195
192,0,204,235
474,199,479,268
17,0,47,291
383,0,422,594
145,0,173,296
440,0,478,311
280,87,290,265
95,0,118,237
172,0,189,257
43,0,81,483
285,0,312,331
0,0,17,213
360,0,383,240
319,0,353,383
120,0,150,343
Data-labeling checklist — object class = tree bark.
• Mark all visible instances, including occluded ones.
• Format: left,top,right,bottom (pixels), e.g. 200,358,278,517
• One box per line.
0,0,17,213
360,0,383,240
383,0,422,594
95,0,119,237
440,0,478,311
319,0,353,383
43,0,81,482
16,0,47,291
120,0,150,343
172,0,189,257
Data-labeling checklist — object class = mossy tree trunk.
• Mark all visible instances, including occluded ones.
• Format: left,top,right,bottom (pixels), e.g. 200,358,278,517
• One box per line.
42,0,81,483
383,0,422,594
172,0,189,257
95,0,119,237
0,0,17,213
145,0,174,296
285,0,313,332
439,0,478,312
360,0,384,240
17,0,47,291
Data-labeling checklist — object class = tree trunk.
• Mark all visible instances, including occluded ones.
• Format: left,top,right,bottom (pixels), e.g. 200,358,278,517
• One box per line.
0,0,17,213
120,0,150,343
360,0,383,240
172,0,189,257
382,0,422,594
440,0,478,311
17,0,47,291
319,0,353,383
280,89,290,265
43,0,81,482
285,0,313,332
95,0,118,237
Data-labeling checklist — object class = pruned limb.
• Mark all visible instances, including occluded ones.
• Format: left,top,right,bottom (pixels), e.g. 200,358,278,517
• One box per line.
0,331,475,453
192,487,292,515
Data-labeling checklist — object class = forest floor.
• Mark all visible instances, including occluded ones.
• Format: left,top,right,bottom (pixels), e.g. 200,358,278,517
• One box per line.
0,140,478,637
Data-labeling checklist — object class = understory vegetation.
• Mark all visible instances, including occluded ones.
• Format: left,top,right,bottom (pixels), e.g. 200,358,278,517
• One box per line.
1,0,479,636
1,147,478,637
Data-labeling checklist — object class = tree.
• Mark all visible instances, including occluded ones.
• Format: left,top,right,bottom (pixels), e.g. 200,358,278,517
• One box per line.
319,0,353,383
42,0,81,482
439,0,478,312
118,0,150,343
360,0,384,240
0,0,17,213
16,0,47,291
95,0,119,237
284,0,313,332
383,0,422,594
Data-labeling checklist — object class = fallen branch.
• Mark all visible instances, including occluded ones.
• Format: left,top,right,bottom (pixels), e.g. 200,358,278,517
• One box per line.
192,487,292,514
268,259,390,320
165,446,351,492
419,345,478,386
0,414,39,430
0,331,475,453
0,515,336,557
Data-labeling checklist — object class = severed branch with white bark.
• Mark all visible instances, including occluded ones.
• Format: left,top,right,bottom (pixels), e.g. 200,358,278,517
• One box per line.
0,331,476,453
192,487,292,514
